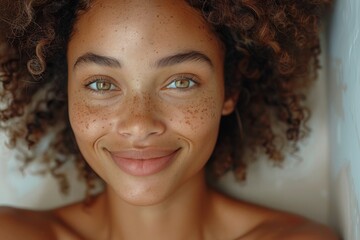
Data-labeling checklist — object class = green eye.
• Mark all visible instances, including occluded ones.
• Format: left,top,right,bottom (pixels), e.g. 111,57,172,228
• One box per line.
167,78,197,89
87,80,116,91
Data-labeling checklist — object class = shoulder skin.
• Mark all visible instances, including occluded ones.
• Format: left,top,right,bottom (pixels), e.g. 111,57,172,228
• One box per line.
210,191,339,240
0,206,58,240
239,217,340,240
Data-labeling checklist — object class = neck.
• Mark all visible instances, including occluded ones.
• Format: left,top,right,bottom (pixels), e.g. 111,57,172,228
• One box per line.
98,171,214,240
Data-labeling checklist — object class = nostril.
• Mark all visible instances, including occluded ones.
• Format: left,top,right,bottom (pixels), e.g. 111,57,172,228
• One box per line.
149,130,160,136
119,132,131,137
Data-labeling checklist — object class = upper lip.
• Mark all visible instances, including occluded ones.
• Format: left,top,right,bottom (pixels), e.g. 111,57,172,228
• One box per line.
109,148,180,160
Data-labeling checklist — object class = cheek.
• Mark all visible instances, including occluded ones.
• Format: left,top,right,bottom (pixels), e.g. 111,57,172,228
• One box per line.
173,91,222,136
181,98,218,129
68,91,113,142
171,91,223,168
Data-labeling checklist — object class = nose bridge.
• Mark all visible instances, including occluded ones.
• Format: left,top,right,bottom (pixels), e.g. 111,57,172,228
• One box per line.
126,91,156,121
118,90,164,139
131,91,152,115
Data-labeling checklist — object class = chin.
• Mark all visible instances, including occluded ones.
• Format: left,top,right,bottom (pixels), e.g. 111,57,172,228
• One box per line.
106,178,177,207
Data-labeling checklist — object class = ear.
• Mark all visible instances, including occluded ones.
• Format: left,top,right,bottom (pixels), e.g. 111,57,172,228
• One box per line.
221,92,239,116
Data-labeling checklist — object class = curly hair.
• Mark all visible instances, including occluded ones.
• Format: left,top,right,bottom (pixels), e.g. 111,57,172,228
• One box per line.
0,0,330,196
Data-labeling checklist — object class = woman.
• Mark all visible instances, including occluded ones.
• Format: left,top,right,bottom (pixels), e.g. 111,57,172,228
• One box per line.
0,0,338,239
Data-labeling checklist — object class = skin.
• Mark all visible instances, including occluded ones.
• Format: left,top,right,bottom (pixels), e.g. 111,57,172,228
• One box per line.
0,0,339,239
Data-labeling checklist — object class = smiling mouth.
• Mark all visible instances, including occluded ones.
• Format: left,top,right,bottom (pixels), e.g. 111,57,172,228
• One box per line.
109,148,180,176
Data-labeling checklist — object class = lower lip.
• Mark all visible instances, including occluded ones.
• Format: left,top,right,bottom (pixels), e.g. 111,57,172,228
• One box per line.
111,150,178,176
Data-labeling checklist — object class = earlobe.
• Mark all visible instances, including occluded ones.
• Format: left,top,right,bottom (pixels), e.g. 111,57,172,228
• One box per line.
221,94,238,116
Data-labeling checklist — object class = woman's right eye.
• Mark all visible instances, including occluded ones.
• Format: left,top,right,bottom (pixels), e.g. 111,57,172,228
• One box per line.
86,78,117,92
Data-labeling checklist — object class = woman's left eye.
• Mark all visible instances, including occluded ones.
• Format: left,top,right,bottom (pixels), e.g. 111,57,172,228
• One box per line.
166,77,197,89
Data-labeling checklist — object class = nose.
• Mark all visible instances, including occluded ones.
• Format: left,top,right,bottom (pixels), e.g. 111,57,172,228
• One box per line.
117,93,166,141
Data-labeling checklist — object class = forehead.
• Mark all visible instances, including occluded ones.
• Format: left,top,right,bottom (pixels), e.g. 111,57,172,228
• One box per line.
67,0,224,67
73,0,207,35
70,0,220,47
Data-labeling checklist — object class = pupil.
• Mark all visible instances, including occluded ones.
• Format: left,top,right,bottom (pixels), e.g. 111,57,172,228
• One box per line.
176,79,189,88
97,82,109,90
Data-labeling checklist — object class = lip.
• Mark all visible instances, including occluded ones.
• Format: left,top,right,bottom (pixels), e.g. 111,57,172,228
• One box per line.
109,148,180,176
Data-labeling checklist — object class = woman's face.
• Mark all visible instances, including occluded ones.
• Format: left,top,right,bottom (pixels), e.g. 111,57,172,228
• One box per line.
67,0,236,205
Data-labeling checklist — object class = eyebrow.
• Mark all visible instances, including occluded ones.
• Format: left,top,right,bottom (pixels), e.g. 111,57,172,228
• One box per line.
73,50,213,70
73,52,121,69
154,51,214,69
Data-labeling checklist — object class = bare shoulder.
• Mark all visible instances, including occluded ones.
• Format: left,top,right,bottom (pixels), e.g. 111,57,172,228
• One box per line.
239,216,340,240
209,191,339,240
51,195,107,240
0,203,89,240
0,206,57,240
